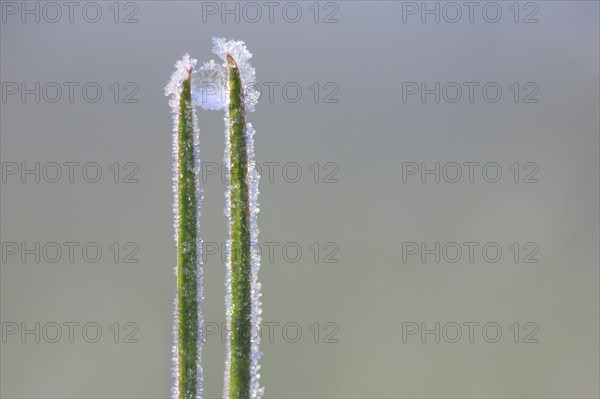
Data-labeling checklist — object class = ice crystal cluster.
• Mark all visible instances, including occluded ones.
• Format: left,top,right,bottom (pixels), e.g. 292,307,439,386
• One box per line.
245,122,263,399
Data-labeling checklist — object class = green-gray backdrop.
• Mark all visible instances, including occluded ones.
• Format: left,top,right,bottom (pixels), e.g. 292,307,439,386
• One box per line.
1,1,599,398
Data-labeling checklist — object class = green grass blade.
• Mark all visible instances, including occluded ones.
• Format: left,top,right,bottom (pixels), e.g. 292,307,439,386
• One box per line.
177,70,200,399
226,53,253,399
166,57,202,399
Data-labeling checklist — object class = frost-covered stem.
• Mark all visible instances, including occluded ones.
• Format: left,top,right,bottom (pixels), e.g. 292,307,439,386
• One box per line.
176,69,200,399
226,54,252,399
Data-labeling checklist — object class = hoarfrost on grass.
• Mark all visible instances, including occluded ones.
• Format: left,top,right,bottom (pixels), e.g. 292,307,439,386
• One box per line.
193,98,204,399
167,39,262,399
222,112,233,399
246,122,263,399
165,53,204,399
217,38,263,399
165,53,198,249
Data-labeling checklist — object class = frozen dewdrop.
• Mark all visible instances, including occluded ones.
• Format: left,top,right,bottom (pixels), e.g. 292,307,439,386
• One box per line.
191,60,228,111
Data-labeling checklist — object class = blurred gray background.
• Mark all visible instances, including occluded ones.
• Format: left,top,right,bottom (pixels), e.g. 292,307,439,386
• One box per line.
1,1,598,398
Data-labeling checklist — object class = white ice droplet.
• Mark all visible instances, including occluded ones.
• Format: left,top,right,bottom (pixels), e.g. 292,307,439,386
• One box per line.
192,60,228,111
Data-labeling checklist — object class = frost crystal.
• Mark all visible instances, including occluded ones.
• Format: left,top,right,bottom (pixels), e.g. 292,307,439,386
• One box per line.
165,53,204,399
193,98,204,399
246,122,263,399
222,111,233,399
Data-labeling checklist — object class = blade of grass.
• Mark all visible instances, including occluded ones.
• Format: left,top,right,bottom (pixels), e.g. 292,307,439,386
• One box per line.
166,56,203,399
177,69,200,399
226,53,253,399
